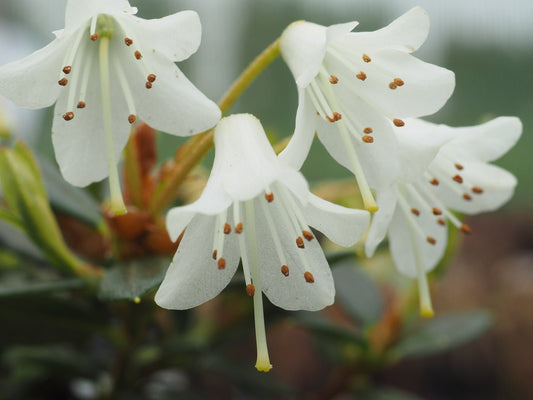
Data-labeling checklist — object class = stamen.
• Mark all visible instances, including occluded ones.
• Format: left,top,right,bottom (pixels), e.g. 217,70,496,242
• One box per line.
62,112,74,121
296,236,305,249
362,54,371,63
99,37,126,215
58,78,68,86
147,73,157,83
329,75,339,84
90,33,98,42
234,202,252,287
145,82,153,89
113,57,137,122
432,208,442,215
78,53,94,105
453,174,463,184
394,78,405,86
393,118,405,127
411,208,420,216
246,284,255,297
124,37,133,46
128,114,136,124
472,186,484,194
455,163,464,170
235,222,243,234
362,136,374,143
460,224,472,234
89,15,98,37
302,230,314,241
430,178,439,186
259,198,288,271
212,249,217,260
437,218,446,226
304,271,315,283
265,192,274,203
217,258,226,270
463,193,472,201
77,101,86,109
363,127,373,134
135,50,143,60
62,66,72,74
212,210,228,266
426,236,436,245
356,71,367,81
281,265,289,277
224,222,231,234
326,112,342,122
389,82,398,90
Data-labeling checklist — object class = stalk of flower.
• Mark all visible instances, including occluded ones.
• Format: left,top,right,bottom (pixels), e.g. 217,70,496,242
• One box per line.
155,114,370,371
0,0,221,215
278,7,455,213
365,117,522,316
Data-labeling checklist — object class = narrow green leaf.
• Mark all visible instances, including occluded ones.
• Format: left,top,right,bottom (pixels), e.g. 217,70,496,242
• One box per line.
0,278,84,297
0,207,24,230
332,260,383,326
99,257,169,301
390,310,492,360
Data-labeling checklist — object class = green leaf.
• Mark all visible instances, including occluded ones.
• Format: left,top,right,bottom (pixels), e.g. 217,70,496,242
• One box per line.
332,260,383,326
0,207,24,230
99,257,169,301
390,310,492,360
292,311,367,347
37,156,102,227
357,386,425,400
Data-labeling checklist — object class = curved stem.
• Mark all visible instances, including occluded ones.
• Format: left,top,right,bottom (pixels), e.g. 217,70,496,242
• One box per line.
148,38,281,216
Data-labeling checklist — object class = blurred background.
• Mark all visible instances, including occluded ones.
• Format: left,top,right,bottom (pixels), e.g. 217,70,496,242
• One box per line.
0,1,531,399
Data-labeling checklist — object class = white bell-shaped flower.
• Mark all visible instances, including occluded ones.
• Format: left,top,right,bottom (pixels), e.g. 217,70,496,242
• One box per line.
0,0,221,214
365,117,522,316
155,114,370,371
278,7,455,212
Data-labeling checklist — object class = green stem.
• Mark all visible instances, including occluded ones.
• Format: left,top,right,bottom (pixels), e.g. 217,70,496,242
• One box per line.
148,38,281,216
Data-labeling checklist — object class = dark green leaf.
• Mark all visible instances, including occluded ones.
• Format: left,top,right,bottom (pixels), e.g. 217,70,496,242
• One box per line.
0,277,84,297
357,386,425,400
99,257,169,301
292,311,367,347
332,260,383,326
390,310,492,360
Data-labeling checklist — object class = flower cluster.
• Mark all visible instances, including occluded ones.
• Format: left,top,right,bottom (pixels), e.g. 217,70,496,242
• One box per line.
0,1,521,371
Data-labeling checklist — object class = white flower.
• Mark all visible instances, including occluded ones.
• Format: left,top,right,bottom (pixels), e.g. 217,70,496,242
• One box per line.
155,114,370,371
278,7,455,212
0,0,221,214
365,117,522,316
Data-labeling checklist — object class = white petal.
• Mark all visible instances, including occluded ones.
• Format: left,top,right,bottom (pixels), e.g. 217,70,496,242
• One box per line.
315,99,399,190
253,198,334,311
280,21,327,88
155,214,240,310
395,118,455,182
388,187,448,278
340,7,430,53
166,174,232,241
303,193,370,247
116,40,220,136
0,35,73,109
51,52,130,187
214,114,285,201
278,88,317,170
439,117,522,162
119,11,202,62
365,184,398,257
326,21,359,43
64,0,136,33
430,161,517,214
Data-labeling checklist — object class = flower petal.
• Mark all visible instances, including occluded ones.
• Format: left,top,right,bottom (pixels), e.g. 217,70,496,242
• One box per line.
388,186,448,278
395,118,455,182
303,193,370,247
254,197,334,311
64,0,136,33
340,7,430,53
0,35,73,109
51,55,131,187
278,88,317,170
280,21,328,88
439,117,522,163
155,214,240,310
119,11,202,62
214,114,285,201
365,184,398,257
430,161,517,214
